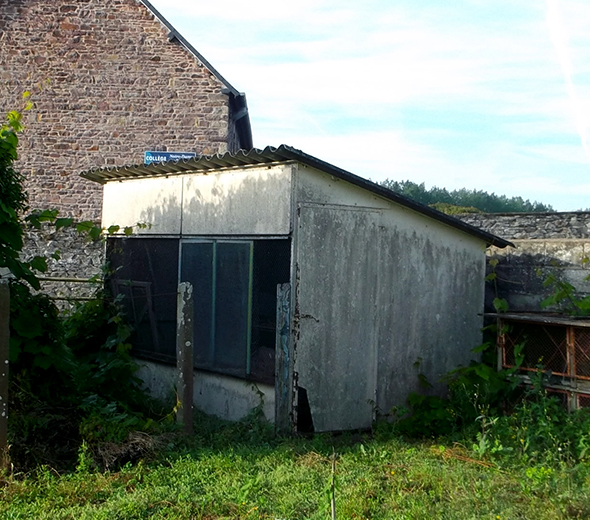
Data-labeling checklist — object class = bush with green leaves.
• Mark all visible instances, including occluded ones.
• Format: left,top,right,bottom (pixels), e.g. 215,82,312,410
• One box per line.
388,326,590,468
1,106,168,471
386,340,524,439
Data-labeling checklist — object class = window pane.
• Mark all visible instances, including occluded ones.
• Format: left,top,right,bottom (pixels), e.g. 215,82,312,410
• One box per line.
250,240,291,383
107,237,179,362
214,242,252,375
181,242,214,367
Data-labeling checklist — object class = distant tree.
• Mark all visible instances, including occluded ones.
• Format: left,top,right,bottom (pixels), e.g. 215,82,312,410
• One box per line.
380,179,554,214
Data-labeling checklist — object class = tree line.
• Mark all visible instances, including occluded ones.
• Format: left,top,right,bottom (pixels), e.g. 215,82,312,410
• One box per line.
380,179,554,214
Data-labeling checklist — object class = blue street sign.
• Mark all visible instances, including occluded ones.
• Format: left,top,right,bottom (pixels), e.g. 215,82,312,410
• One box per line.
144,151,197,165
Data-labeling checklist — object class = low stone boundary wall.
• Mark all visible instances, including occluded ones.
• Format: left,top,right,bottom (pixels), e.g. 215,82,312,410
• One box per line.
459,212,590,240
457,212,590,313
22,226,104,308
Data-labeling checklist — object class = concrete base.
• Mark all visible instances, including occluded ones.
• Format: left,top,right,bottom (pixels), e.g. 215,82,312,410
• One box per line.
135,359,275,423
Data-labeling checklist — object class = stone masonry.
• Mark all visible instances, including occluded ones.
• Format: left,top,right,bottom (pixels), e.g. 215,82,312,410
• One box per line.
458,212,590,240
22,226,105,308
457,212,590,312
0,0,251,221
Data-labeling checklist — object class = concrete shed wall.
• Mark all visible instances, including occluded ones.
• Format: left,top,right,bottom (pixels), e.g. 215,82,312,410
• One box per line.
296,165,393,210
293,165,486,431
136,360,274,422
101,162,487,431
101,165,291,423
103,176,184,234
102,164,292,236
294,204,380,431
375,207,485,415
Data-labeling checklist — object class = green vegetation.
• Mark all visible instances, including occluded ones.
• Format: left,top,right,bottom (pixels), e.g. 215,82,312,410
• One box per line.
382,179,554,214
1,105,169,472
1,409,589,519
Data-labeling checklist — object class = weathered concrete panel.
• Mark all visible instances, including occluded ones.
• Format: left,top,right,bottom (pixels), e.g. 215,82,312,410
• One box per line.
293,188,486,431
295,205,379,432
102,165,292,236
375,211,486,414
192,371,274,423
182,165,292,235
136,360,274,422
103,177,183,234
296,164,391,209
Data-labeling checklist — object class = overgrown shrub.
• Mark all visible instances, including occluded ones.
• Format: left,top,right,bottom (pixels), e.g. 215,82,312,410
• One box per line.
387,339,523,439
1,105,170,472
7,286,169,471
387,325,590,467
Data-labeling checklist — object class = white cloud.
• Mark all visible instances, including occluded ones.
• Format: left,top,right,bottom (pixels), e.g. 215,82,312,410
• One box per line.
147,0,590,210
545,0,590,166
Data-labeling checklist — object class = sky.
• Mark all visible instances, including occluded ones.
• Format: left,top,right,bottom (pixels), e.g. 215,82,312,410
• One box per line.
147,0,590,211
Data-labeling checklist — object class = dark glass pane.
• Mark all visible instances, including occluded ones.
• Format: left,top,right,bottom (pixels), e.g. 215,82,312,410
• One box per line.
214,242,251,375
107,237,179,362
250,240,291,384
181,242,214,367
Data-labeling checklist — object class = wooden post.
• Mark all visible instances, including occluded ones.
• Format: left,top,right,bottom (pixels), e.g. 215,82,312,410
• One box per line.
274,283,293,434
0,281,9,468
497,318,504,371
567,326,576,411
176,282,194,435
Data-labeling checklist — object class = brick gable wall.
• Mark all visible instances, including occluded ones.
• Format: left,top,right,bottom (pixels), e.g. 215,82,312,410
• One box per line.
0,0,241,221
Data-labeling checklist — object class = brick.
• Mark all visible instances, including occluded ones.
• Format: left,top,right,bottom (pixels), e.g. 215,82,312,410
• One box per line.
0,0,246,221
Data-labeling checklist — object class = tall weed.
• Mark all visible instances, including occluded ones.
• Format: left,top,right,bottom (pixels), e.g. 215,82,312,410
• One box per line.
385,340,590,469
8,290,170,471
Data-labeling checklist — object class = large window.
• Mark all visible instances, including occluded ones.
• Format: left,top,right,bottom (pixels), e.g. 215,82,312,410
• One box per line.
107,238,180,362
108,237,290,384
181,241,253,377
181,239,290,383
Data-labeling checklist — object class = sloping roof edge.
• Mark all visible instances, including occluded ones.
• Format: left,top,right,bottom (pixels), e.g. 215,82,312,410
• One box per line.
80,145,514,248
138,0,252,148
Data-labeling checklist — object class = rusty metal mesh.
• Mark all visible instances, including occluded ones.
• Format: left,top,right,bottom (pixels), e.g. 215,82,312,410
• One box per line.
577,394,590,409
503,322,568,375
546,389,570,409
574,329,590,379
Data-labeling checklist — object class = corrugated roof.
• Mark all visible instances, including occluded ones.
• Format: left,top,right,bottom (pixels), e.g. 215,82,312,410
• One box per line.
80,144,514,248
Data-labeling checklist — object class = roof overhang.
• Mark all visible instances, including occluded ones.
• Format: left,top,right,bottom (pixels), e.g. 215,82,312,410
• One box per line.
81,144,514,249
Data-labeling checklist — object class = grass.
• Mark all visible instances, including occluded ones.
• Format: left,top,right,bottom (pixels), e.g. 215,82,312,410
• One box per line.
2,414,590,520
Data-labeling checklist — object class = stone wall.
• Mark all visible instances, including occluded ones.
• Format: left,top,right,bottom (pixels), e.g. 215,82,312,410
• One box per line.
23,227,105,307
0,0,247,221
457,212,590,313
459,212,590,240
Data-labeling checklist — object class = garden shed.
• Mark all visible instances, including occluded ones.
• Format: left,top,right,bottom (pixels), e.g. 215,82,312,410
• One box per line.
81,145,512,433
